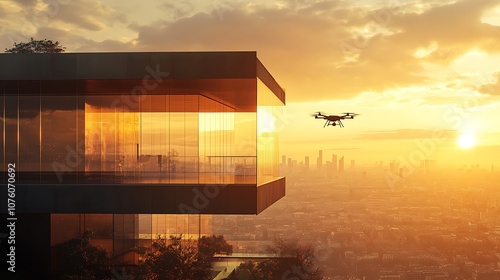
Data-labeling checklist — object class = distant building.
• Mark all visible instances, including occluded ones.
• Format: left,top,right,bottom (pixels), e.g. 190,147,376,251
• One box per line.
420,160,436,174
471,268,500,280
332,154,338,172
380,274,401,280
339,156,345,173
326,161,332,177
390,160,399,173
317,150,323,171
305,156,309,171
404,271,425,280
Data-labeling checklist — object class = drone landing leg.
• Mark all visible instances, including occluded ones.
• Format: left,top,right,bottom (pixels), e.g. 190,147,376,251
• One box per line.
339,120,344,128
324,121,329,128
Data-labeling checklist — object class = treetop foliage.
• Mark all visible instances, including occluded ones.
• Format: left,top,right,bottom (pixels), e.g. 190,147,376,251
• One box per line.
55,229,111,280
5,37,66,53
225,237,323,280
135,234,233,280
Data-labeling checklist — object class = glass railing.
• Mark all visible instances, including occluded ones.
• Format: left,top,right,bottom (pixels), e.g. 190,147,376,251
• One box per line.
8,156,259,185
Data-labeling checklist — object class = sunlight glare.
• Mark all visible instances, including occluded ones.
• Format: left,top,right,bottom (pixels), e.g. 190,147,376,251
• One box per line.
258,108,275,134
457,134,476,149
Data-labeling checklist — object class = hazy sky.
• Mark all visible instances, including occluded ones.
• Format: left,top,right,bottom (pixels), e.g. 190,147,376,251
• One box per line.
2,0,500,166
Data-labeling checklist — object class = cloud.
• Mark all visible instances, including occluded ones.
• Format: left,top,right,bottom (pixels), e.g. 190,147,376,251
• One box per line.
0,0,127,50
45,1,126,31
478,72,500,95
19,25,133,52
73,38,133,52
159,1,197,21
324,147,360,151
1,0,500,104
131,3,387,96
357,129,454,140
127,0,500,102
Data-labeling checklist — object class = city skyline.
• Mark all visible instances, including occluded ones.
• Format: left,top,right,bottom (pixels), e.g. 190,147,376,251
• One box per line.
281,149,495,170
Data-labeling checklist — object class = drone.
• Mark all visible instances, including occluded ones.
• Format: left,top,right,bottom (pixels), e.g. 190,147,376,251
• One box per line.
312,112,359,128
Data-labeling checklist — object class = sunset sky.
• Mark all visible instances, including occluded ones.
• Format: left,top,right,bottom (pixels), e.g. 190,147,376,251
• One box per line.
1,0,500,167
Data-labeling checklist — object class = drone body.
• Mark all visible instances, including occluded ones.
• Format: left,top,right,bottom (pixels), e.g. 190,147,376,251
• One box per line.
312,112,359,128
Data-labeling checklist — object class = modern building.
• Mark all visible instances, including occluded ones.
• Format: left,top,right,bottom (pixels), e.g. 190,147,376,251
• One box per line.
339,156,345,173
317,149,323,171
0,51,286,276
332,154,337,172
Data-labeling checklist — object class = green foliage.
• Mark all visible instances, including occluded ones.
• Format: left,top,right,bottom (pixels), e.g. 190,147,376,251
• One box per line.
267,238,323,280
198,234,233,256
225,260,276,280
135,235,230,280
56,230,111,280
5,37,66,53
226,238,323,280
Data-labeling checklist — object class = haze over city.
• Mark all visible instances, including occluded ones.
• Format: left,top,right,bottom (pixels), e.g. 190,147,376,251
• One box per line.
1,0,500,166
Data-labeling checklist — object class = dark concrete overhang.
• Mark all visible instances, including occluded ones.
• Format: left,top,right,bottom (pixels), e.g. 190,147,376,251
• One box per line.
1,177,285,215
0,51,285,109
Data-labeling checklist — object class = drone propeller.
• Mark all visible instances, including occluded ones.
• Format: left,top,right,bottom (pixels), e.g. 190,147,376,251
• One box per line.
343,112,360,116
310,112,325,117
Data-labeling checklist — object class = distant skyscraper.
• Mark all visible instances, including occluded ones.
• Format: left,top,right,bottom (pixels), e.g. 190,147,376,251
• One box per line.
282,155,286,166
317,150,323,171
305,156,310,171
332,154,338,172
339,156,345,173
350,160,355,169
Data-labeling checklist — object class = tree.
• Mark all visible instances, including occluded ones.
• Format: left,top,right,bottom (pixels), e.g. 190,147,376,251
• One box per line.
267,238,323,280
5,37,66,53
226,238,323,280
225,260,276,280
198,234,233,257
55,230,112,280
136,235,232,280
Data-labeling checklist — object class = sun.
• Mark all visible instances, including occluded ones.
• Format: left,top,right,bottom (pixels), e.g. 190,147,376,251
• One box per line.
457,134,476,149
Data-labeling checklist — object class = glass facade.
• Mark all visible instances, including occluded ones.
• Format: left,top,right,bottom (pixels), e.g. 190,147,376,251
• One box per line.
1,52,286,274
83,94,257,184
257,78,282,185
51,213,213,265
2,91,281,186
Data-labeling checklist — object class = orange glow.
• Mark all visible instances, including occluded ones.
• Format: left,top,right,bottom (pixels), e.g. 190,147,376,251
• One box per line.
457,134,476,149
